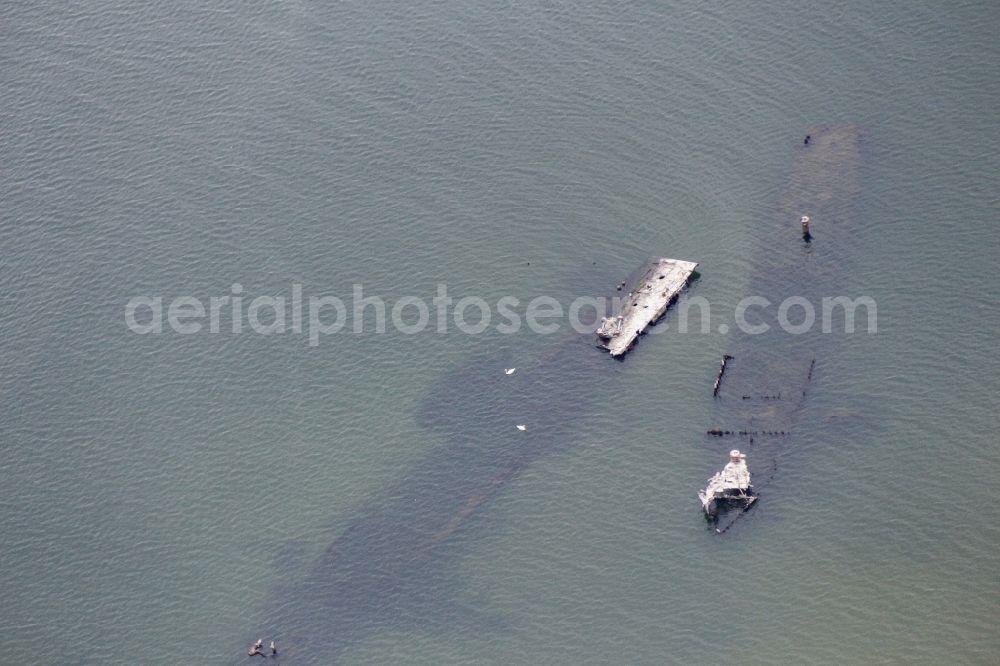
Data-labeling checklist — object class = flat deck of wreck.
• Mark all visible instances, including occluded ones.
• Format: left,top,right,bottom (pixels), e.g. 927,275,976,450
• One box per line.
597,257,697,357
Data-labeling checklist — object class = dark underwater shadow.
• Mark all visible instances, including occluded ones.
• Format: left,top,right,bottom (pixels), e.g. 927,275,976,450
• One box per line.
238,297,626,663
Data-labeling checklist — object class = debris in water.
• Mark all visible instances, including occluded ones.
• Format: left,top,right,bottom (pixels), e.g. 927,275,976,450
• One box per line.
698,449,756,518
595,257,698,357
712,354,734,397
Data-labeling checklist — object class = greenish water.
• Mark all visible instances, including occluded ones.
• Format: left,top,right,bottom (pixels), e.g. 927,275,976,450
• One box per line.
3,1,999,664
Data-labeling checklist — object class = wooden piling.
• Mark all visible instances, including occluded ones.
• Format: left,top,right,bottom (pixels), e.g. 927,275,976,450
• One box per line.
713,354,734,397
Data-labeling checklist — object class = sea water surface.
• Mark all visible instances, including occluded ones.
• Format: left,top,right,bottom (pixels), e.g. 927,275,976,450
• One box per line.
2,1,999,664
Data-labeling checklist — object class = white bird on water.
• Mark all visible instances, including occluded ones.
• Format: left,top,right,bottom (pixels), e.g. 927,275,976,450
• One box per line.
505,368,516,375
516,425,526,431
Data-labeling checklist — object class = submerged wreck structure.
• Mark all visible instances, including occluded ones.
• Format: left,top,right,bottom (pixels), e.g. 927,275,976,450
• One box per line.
596,257,698,357
240,259,697,659
238,128,864,658
698,449,755,517
703,125,864,533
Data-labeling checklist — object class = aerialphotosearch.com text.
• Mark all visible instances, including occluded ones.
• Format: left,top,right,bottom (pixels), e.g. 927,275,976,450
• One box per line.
124,283,877,345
